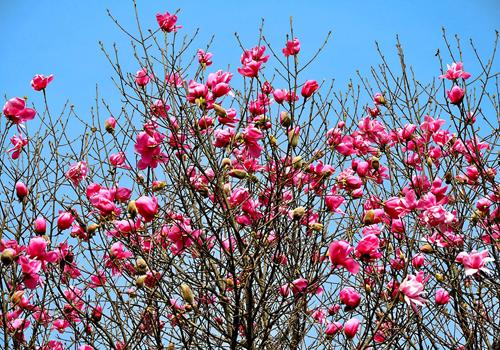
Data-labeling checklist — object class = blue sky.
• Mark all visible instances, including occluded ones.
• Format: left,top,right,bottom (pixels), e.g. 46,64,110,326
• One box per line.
1,0,499,117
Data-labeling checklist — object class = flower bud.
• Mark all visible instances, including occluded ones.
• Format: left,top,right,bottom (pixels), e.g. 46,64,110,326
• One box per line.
419,243,434,254
363,210,375,225
309,223,323,232
435,273,445,282
15,182,28,200
135,275,147,288
288,127,300,147
279,111,291,127
291,206,305,220
11,290,24,306
221,158,232,168
180,283,195,305
373,93,386,105
128,200,138,218
228,169,247,179
34,217,47,235
136,258,148,274
152,181,167,192
292,156,303,169
1,248,15,265
86,223,99,236
371,156,380,170
167,343,176,350
105,117,116,133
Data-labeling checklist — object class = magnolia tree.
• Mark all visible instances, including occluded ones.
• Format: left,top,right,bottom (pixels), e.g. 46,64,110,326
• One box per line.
1,5,499,350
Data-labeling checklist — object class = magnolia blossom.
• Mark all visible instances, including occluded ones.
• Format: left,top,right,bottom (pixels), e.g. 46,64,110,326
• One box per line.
446,86,465,104
439,62,471,80
399,271,428,312
282,37,300,56
156,11,181,32
31,74,54,91
455,250,494,276
301,80,319,98
328,240,360,274
344,318,360,338
2,97,36,124
65,161,87,186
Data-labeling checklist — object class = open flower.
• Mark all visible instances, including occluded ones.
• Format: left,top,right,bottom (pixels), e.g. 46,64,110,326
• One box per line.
455,249,494,276
399,271,428,312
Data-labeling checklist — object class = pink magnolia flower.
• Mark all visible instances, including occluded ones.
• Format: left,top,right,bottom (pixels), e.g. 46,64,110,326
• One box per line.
18,256,42,289
282,37,300,56
165,223,201,255
373,93,386,105
325,322,343,337
150,99,170,118
134,130,168,169
7,133,28,159
27,236,58,264
339,287,361,309
446,86,465,104
2,97,36,124
15,181,28,199
207,70,232,98
290,278,309,295
328,240,360,274
238,45,269,78
435,288,450,305
34,217,47,235
109,242,132,260
65,161,87,186
197,49,213,67
31,74,54,91
439,62,471,80
355,234,382,261
156,11,182,32
301,80,319,98
344,318,360,338
105,116,116,132
455,249,494,276
135,68,151,87
109,152,131,169
399,271,428,312
135,195,159,222
57,211,74,230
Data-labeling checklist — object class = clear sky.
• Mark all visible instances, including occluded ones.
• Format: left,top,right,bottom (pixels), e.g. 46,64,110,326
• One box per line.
1,0,499,119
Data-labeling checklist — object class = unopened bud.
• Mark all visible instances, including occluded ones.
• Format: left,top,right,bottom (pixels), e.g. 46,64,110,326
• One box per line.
15,182,28,200
136,258,148,274
221,158,232,168
86,223,99,236
152,181,167,192
167,343,176,350
105,117,116,133
363,210,375,225
229,169,247,179
213,103,227,117
291,206,305,220
292,156,303,169
1,248,15,265
269,135,277,147
371,156,380,170
288,127,300,147
128,200,138,218
279,111,291,127
444,171,453,184
419,243,434,254
11,290,24,305
309,223,323,231
180,283,195,305
135,275,147,288
435,273,445,282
